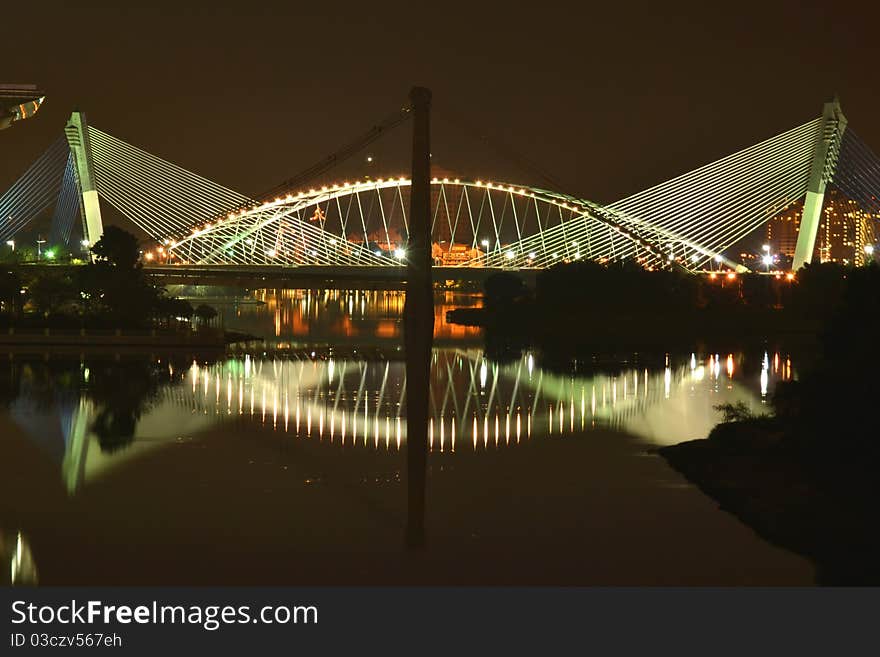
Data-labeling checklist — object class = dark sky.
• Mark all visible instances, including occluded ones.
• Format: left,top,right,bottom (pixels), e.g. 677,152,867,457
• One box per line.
3,0,879,204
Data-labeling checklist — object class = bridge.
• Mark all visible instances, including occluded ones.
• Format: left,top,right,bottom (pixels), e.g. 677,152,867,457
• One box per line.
1,98,878,274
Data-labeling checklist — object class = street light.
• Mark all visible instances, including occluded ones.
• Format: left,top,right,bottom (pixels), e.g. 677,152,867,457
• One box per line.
762,244,771,252
5,240,13,251
762,253,773,271
36,238,46,260
865,244,875,256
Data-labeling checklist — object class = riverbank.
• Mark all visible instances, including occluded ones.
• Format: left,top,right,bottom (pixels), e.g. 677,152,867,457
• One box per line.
0,326,251,348
449,304,823,359
660,419,880,585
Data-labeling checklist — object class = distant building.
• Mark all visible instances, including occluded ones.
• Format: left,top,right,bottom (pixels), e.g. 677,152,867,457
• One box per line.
0,84,45,130
766,209,800,259
765,189,878,266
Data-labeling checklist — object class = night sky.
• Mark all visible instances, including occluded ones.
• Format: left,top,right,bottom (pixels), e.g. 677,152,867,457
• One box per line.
3,1,879,205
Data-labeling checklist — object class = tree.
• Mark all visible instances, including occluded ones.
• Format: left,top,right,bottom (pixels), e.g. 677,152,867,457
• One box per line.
25,271,78,317
193,303,218,327
156,296,193,327
90,225,141,269
0,270,23,316
484,272,527,310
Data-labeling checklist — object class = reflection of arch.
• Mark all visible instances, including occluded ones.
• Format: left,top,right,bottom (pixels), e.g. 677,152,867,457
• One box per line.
9,349,786,494
167,179,715,271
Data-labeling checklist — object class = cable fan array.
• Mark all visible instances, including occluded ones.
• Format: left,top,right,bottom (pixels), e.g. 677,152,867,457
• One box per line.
0,136,70,242
49,153,82,246
87,126,251,239
604,118,825,269
834,129,880,215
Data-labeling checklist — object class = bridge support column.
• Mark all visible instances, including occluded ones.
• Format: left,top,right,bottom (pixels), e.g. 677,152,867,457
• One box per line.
792,99,847,270
64,111,104,253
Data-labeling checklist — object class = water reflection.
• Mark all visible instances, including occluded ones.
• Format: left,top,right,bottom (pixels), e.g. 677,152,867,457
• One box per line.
212,289,482,344
1,349,792,494
0,530,38,585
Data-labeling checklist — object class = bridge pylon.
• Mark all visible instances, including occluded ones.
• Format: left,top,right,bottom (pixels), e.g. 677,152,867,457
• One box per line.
64,111,104,252
792,98,847,270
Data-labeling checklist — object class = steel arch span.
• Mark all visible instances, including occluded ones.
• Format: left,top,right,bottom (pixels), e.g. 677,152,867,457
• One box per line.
165,177,713,271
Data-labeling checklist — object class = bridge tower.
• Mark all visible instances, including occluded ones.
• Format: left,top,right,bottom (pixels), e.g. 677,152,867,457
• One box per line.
64,111,104,250
791,98,847,270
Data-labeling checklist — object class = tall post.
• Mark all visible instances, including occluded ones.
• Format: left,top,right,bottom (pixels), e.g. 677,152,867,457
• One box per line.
404,86,433,549
792,98,847,270
64,111,104,252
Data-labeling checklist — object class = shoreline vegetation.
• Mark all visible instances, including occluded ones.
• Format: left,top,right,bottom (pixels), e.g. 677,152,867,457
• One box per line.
0,227,242,347
450,260,880,584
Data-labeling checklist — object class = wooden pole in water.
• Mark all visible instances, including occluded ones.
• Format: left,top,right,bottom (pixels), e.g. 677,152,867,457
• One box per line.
404,86,433,548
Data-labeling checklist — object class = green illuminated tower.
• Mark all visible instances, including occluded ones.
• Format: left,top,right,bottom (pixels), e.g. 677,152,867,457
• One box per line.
64,111,104,249
792,98,847,270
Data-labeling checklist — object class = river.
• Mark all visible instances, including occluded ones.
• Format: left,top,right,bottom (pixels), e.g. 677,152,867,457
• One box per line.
0,288,814,584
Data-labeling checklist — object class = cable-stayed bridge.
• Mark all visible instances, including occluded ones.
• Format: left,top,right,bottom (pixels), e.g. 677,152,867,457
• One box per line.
2,99,878,274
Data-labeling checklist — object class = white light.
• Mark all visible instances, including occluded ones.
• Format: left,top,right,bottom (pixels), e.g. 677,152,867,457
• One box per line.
366,156,373,163
691,255,699,263
394,248,405,259
762,254,773,266
714,254,723,263
329,238,337,245
266,249,276,257
481,239,490,248
668,254,675,261
528,252,536,258
762,244,771,252
374,250,382,257
505,251,515,260
865,244,875,255
81,239,90,247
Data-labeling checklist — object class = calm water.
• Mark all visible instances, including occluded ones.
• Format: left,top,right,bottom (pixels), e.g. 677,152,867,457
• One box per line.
0,289,813,585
